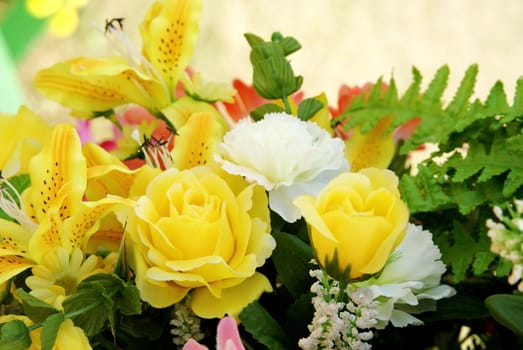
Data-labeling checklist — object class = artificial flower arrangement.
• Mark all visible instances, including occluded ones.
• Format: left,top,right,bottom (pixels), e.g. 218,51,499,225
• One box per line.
1,0,523,349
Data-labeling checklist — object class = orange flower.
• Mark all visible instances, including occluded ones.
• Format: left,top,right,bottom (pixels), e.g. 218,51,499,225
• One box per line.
221,79,304,123
222,79,269,122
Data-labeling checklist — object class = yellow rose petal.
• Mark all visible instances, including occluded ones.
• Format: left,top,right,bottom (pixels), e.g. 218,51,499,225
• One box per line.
191,272,272,318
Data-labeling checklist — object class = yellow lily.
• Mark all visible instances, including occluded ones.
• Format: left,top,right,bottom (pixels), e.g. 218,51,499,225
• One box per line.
0,106,51,178
344,116,396,171
171,111,225,170
34,0,203,118
0,124,122,285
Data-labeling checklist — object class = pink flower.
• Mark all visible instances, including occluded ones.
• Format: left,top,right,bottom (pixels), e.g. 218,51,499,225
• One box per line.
183,317,245,350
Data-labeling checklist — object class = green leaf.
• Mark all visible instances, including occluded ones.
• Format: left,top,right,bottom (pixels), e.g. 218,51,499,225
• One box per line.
484,81,509,115
485,294,523,335
272,232,314,298
63,283,112,336
253,57,299,100
116,283,142,316
445,64,478,116
399,66,422,108
239,302,293,350
284,292,314,341
400,166,451,213
17,289,59,323
421,293,489,322
420,65,448,112
276,36,301,56
250,103,285,121
250,42,284,66
0,1,46,62
41,313,64,350
62,273,141,337
472,251,497,275
243,33,264,49
495,257,513,277
436,223,475,283
0,320,31,350
297,98,323,121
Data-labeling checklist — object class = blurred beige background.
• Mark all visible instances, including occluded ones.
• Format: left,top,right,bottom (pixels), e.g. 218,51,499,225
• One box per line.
16,0,523,122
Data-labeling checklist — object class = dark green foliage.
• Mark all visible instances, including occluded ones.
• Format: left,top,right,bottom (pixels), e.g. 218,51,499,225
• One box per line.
335,65,523,345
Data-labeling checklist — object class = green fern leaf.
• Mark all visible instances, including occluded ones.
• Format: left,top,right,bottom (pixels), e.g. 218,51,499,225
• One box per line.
436,223,476,283
399,166,452,213
484,81,509,115
445,64,478,116
446,133,523,198
420,65,449,112
472,251,497,275
399,66,422,108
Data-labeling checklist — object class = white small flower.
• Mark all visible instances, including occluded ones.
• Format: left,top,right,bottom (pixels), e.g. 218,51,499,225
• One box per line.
353,223,455,328
215,112,349,222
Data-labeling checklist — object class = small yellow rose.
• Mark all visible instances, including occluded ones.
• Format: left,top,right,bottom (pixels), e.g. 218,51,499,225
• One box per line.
294,167,409,280
0,315,92,350
124,165,275,318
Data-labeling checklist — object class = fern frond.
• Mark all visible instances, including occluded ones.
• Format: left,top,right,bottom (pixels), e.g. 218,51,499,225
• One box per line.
445,64,478,116
339,64,481,154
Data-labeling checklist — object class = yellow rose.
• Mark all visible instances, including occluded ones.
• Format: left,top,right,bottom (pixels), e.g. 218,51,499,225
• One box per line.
294,167,409,281
124,165,275,318
0,315,91,350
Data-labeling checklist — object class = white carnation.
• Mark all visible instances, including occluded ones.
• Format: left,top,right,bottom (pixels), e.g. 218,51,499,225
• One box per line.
352,223,456,328
215,112,348,222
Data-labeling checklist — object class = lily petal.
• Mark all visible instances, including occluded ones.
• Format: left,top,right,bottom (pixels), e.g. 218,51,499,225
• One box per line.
172,112,224,170
0,219,31,257
0,106,51,178
27,124,86,222
141,0,202,93
83,142,139,199
0,255,34,285
345,116,395,171
35,57,169,117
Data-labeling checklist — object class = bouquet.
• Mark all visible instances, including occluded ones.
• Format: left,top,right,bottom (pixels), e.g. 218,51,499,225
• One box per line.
1,0,522,349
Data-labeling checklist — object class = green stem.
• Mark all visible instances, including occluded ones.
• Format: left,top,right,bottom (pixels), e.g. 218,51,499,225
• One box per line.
282,95,292,114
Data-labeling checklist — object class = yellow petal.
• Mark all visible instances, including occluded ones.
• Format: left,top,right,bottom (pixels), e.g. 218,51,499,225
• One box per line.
323,211,392,278
47,6,78,37
63,198,124,251
27,124,86,222
84,214,123,254
54,319,92,350
84,142,138,200
172,112,224,170
181,71,237,103
0,255,34,285
26,0,61,18
308,92,334,134
162,96,228,131
191,272,272,318
293,195,338,243
28,209,64,263
141,0,202,92
358,167,400,197
0,219,31,257
35,58,169,117
345,116,395,171
0,106,51,178
127,238,189,308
